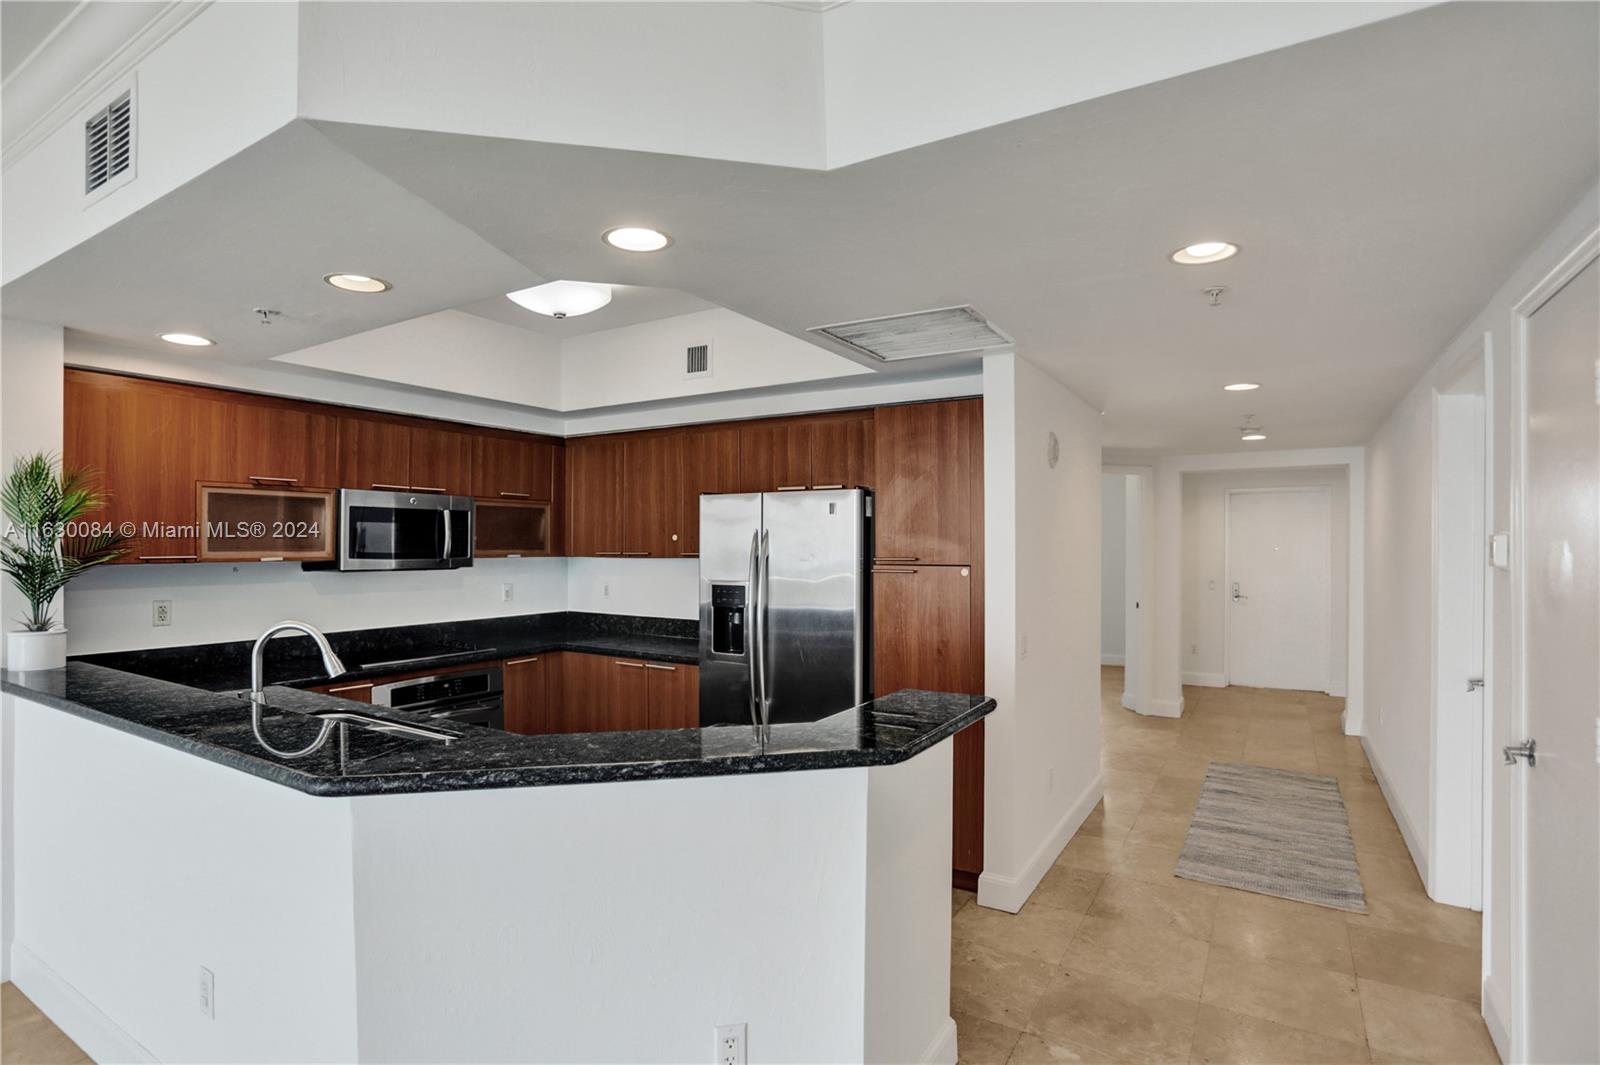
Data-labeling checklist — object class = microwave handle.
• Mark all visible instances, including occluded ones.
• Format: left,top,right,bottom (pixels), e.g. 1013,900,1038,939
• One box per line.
441,508,452,562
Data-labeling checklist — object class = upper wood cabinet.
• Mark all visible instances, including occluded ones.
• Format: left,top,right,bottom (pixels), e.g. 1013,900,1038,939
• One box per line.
810,412,874,490
408,425,474,496
474,436,556,502
566,436,626,555
339,417,411,491
679,425,740,557
622,432,683,557
738,420,812,492
230,403,339,488
874,399,981,564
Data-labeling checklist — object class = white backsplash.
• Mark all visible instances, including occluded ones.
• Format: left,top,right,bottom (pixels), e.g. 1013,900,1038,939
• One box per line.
566,557,699,620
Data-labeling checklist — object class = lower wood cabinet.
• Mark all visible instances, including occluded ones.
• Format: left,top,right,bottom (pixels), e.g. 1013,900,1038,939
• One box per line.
503,653,564,735
511,652,698,735
642,660,699,729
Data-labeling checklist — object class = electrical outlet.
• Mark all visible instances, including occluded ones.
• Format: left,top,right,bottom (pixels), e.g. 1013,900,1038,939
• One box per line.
1190,643,1198,655
199,966,215,1019
714,1023,747,1065
500,582,514,603
152,600,172,627
602,583,611,599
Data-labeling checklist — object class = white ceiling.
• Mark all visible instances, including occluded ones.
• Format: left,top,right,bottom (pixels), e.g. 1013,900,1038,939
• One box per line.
1,1,76,81
457,285,715,337
3,2,1596,454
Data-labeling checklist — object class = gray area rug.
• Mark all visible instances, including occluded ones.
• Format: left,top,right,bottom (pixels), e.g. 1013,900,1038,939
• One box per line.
1175,762,1367,913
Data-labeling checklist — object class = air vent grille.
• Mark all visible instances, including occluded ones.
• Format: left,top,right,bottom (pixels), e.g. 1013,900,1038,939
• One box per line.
685,343,711,376
85,90,134,195
808,305,1012,362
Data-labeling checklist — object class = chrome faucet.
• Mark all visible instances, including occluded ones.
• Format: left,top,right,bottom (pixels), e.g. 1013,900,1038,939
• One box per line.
250,620,346,705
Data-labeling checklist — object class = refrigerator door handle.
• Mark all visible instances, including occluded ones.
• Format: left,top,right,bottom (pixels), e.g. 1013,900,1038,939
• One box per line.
758,528,772,731
747,529,763,729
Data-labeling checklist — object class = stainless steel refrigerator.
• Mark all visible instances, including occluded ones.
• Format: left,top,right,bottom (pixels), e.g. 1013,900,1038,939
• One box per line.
699,489,872,728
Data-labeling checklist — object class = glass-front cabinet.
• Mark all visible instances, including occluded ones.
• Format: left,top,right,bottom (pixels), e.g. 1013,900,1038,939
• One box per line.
196,484,337,562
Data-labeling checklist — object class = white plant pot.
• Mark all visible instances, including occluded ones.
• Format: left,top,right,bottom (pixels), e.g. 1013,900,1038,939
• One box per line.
6,629,67,672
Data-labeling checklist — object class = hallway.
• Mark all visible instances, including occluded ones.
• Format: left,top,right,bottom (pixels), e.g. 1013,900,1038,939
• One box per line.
950,667,1497,1064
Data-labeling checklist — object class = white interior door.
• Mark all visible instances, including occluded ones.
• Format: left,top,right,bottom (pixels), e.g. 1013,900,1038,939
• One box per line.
1226,488,1332,691
1518,256,1599,1065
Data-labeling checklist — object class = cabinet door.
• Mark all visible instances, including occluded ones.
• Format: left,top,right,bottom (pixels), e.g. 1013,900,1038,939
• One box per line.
560,651,611,733
504,654,555,735
230,401,339,488
738,421,812,492
566,437,625,556
605,659,652,732
338,417,412,491
622,432,682,557
872,565,979,697
474,436,555,502
646,662,700,729
679,425,740,557
408,426,474,496
474,501,552,557
809,412,874,490
874,400,979,564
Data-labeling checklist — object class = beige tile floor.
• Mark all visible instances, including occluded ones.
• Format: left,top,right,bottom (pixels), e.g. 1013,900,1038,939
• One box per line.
0,669,1497,1065
951,667,1499,1065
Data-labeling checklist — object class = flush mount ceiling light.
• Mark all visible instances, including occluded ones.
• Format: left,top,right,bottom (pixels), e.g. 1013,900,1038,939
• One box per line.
1223,382,1260,392
602,226,672,252
324,273,392,293
506,280,613,319
1170,241,1239,265
159,332,213,347
1239,415,1267,442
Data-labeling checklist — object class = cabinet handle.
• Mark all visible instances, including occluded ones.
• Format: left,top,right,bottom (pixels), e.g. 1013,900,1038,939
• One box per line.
138,554,198,562
371,483,408,491
776,485,807,491
409,485,445,494
644,663,676,671
679,552,699,557
505,656,540,666
258,556,286,563
622,551,651,557
875,556,920,563
812,484,845,490
613,661,646,669
594,551,622,556
327,682,374,694
248,475,299,486
498,491,531,499
875,567,918,574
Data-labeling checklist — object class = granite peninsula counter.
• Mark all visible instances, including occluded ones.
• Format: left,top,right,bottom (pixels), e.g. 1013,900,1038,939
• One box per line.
3,617,991,1064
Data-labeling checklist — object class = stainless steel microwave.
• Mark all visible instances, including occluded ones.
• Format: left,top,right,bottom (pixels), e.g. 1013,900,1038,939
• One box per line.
334,488,474,571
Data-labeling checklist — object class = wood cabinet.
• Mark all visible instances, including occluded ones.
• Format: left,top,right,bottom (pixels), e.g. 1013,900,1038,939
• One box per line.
474,436,555,502
338,416,411,491
310,680,374,703
872,564,979,697
230,403,338,488
644,661,699,729
738,420,813,492
679,425,740,557
810,412,874,490
196,484,336,561
474,500,553,557
503,653,563,735
622,432,683,557
566,436,626,556
874,399,981,564
407,425,474,496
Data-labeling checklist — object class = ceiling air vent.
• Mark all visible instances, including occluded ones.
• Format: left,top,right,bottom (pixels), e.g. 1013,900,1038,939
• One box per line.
85,89,135,196
684,342,712,377
808,305,1013,362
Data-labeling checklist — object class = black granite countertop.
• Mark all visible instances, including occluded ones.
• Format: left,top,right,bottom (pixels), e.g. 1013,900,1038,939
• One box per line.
74,611,699,691
3,662,993,797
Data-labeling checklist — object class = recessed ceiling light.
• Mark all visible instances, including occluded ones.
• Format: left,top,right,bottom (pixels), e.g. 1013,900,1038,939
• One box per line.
1223,382,1260,392
324,273,392,293
1241,431,1267,442
160,332,213,347
506,280,613,319
602,226,672,252
1170,241,1239,265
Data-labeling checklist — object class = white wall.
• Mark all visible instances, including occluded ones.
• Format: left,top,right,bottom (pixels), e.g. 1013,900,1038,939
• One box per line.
1362,183,1599,1058
559,307,868,413
275,310,563,412
1,2,300,285
1181,467,1349,692
1100,474,1126,664
565,558,698,622
979,353,1103,913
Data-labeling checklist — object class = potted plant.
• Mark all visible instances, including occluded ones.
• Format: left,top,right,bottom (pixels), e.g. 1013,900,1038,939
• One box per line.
1,452,130,671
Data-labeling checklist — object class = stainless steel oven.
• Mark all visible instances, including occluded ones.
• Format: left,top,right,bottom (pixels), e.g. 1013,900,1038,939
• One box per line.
336,488,474,571
371,667,504,730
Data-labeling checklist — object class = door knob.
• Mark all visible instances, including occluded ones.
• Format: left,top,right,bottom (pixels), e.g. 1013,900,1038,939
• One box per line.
1467,677,1485,692
1503,739,1536,767
1231,581,1247,602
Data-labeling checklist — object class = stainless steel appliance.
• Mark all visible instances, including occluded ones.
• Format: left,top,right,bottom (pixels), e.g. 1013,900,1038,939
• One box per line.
333,488,474,571
699,489,871,728
372,666,504,730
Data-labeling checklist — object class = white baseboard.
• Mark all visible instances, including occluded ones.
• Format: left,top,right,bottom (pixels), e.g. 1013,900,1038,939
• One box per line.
1360,736,1429,886
10,941,157,1064
976,772,1103,914
1481,980,1510,1063
1100,654,1125,666
1182,671,1226,688
921,1015,958,1064
1119,691,1185,718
